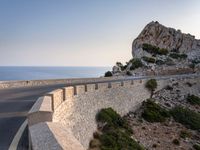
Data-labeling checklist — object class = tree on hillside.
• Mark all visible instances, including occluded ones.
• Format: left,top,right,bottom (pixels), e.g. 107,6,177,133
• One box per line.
145,79,157,98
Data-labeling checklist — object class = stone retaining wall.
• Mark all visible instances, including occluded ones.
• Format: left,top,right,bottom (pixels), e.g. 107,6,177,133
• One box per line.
27,76,199,150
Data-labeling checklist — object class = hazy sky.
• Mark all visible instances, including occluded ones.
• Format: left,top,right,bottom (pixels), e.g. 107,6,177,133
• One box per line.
0,0,200,66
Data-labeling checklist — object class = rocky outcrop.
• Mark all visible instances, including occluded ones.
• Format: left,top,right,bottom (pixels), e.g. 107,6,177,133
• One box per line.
132,21,200,60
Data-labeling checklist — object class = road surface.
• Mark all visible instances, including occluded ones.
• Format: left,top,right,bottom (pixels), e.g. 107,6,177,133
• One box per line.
0,74,199,149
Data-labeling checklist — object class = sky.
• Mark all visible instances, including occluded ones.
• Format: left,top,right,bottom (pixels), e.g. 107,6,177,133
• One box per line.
0,0,200,66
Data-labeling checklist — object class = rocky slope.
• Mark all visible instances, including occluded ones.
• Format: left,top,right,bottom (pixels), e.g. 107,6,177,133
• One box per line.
110,21,200,77
132,21,200,61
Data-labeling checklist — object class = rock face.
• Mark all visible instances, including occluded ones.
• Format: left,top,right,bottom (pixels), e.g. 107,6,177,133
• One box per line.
132,21,200,59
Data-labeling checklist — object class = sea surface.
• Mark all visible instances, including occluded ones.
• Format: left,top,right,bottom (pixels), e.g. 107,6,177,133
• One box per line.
0,66,111,81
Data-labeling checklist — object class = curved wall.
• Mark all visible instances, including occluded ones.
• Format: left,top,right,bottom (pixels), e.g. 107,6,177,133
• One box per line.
27,78,171,149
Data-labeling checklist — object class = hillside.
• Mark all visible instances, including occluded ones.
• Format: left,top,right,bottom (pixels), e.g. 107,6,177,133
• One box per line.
108,21,200,77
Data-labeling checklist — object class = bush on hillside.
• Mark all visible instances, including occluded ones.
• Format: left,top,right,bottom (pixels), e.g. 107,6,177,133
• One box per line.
104,71,113,77
171,107,200,130
129,58,143,70
96,108,132,133
179,130,192,139
169,53,187,59
193,144,200,150
142,43,168,55
187,94,200,105
141,99,170,122
92,108,144,150
145,79,157,98
142,56,156,63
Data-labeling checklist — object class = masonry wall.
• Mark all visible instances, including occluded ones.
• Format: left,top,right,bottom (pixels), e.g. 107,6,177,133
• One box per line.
28,76,200,150
51,79,169,148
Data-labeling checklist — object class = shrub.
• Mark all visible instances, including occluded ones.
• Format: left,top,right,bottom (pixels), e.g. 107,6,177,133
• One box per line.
172,139,180,145
129,58,143,70
145,79,157,98
99,129,144,150
142,43,168,55
89,139,101,148
193,144,200,150
142,56,156,63
126,71,132,76
187,94,200,105
171,107,200,130
116,62,127,71
169,53,187,59
93,108,144,150
142,99,170,122
104,71,113,77
96,108,132,134
179,130,192,139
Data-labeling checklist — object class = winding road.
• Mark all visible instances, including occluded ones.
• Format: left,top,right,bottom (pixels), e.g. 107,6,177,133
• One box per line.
0,73,199,150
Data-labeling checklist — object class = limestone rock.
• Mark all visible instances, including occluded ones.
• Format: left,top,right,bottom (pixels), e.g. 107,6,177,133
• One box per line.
112,65,121,74
132,21,200,58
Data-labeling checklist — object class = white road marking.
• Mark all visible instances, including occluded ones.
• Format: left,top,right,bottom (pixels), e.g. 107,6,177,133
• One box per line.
8,119,28,150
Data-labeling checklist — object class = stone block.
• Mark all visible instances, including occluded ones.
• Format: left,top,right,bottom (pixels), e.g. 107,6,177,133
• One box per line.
46,89,64,110
86,84,95,92
63,86,74,100
75,85,85,95
28,96,53,126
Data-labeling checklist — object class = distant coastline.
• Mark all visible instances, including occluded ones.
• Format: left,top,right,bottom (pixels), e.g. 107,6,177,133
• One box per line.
0,66,110,81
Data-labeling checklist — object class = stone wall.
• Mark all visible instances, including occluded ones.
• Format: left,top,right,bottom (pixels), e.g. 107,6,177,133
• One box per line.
27,76,199,150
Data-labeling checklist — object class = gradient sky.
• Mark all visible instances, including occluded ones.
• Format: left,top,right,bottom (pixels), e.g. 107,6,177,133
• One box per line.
0,0,200,66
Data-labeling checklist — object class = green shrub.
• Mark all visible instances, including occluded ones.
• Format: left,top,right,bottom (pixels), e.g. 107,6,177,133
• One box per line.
193,144,200,150
171,107,200,130
169,53,187,59
142,99,170,122
145,79,157,98
172,139,180,145
179,130,192,139
116,62,127,71
96,108,132,134
93,108,144,150
100,129,144,150
142,43,168,55
129,58,143,70
104,71,113,77
142,56,156,63
187,94,200,105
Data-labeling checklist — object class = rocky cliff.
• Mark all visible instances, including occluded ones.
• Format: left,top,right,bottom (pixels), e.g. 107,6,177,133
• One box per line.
110,21,200,77
132,21,200,61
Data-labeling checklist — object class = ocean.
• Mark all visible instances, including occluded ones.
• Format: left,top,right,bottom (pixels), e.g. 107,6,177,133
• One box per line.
0,66,111,81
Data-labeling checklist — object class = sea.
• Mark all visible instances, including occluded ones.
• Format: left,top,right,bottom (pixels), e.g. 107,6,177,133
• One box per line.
0,66,111,81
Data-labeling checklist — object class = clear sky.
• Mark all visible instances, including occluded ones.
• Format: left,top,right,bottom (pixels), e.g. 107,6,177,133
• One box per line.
0,0,200,66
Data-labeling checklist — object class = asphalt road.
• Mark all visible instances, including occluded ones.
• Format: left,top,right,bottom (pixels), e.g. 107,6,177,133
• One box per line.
0,73,199,150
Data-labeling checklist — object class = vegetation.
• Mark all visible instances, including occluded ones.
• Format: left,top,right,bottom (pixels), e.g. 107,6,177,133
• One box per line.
142,43,168,55
169,52,187,59
171,107,200,130
179,130,192,139
142,99,170,122
90,108,144,150
129,58,143,70
187,94,200,105
104,71,113,77
193,144,200,150
145,79,157,98
172,139,180,145
116,62,127,71
142,56,156,63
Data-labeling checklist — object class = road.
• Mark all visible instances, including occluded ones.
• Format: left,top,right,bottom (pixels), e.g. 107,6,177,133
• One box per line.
0,73,199,150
